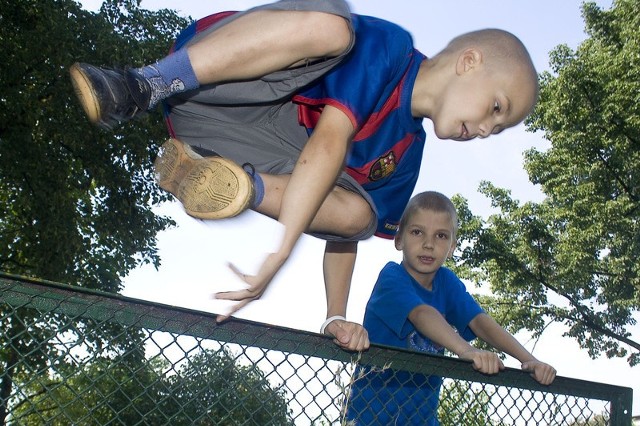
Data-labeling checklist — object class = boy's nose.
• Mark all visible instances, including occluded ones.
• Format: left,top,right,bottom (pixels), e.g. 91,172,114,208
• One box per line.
480,119,502,138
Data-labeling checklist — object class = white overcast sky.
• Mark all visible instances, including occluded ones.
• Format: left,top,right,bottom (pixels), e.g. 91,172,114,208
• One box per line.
80,0,639,414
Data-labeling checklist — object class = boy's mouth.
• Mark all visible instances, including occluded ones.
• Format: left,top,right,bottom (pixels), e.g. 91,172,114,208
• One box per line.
460,123,469,139
459,123,480,141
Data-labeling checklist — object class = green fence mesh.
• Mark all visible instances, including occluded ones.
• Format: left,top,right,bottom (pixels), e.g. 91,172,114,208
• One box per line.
0,272,633,425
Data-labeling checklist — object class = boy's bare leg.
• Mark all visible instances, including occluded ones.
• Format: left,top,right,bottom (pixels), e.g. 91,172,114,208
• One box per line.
70,9,351,129
256,173,374,238
187,10,351,84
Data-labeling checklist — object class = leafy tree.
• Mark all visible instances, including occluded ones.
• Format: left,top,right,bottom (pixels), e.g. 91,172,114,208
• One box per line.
0,0,184,288
159,348,294,425
438,380,493,426
452,0,639,366
9,347,294,425
0,0,188,423
8,342,159,425
566,414,609,426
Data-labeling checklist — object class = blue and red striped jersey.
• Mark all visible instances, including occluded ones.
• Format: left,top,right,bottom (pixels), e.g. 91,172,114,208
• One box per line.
294,15,427,238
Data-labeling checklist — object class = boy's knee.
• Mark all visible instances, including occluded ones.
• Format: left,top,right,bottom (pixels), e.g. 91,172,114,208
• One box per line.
342,194,375,238
326,15,352,55
307,12,352,57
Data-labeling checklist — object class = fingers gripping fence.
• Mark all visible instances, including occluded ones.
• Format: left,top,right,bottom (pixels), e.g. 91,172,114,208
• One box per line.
0,273,633,425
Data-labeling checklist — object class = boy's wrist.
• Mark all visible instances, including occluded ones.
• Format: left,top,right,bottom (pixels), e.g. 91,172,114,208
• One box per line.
320,315,346,335
455,345,477,358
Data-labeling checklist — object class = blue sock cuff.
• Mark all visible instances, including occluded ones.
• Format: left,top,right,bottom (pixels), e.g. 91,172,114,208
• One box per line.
252,172,265,208
155,48,199,91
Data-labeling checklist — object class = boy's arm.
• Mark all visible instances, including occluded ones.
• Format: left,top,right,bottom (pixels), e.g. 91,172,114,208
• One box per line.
321,241,369,351
409,305,504,374
469,313,557,385
217,105,355,316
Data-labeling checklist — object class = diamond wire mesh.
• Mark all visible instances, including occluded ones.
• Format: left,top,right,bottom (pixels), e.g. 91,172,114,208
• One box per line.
0,273,633,425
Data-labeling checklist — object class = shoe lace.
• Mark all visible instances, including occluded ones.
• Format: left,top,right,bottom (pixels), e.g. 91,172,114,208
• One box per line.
241,162,257,179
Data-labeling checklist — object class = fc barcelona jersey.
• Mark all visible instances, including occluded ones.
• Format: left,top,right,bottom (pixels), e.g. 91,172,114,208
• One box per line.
294,14,427,239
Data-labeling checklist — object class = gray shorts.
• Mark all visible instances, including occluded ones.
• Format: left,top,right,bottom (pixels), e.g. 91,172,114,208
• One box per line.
166,0,377,242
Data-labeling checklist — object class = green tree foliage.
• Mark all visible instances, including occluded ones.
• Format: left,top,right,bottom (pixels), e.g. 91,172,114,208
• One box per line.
9,347,294,425
452,0,639,366
160,348,294,425
0,0,187,288
438,380,492,426
0,0,189,423
566,414,610,426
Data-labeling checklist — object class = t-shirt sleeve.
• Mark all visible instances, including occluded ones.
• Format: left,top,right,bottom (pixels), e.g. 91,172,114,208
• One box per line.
294,15,414,131
440,268,485,341
366,263,425,339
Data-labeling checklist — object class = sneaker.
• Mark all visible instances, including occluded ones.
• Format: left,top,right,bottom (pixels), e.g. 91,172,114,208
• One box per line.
154,138,255,219
69,63,151,130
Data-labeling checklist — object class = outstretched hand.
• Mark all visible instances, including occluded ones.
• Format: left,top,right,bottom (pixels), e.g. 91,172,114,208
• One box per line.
459,349,505,375
521,360,556,385
324,319,370,352
214,252,286,322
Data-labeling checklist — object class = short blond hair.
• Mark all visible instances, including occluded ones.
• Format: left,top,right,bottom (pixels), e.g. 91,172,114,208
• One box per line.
397,191,458,238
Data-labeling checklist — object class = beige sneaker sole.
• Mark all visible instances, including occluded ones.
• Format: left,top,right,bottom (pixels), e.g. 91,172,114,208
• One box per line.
154,138,254,219
154,138,202,195
69,63,100,124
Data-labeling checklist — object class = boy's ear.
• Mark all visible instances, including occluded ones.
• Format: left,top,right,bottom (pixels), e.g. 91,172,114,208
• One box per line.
394,235,403,251
456,48,483,75
448,239,458,258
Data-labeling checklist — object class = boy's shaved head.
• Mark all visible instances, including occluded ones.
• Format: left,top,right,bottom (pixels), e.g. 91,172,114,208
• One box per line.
445,28,538,112
445,29,535,73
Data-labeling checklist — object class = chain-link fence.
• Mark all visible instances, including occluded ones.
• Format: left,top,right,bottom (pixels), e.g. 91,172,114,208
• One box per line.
0,272,633,425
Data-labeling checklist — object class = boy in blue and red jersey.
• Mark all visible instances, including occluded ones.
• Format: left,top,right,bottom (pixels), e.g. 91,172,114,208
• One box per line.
69,0,538,352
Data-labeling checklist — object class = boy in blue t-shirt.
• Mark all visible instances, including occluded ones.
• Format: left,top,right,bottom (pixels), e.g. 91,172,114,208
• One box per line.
346,191,556,425
69,0,539,352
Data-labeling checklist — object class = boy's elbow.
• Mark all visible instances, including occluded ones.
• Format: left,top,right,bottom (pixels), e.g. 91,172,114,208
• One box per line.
408,304,441,322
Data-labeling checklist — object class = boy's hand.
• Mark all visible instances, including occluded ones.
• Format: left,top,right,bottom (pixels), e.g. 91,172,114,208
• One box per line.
214,252,287,321
521,360,556,385
324,319,370,352
459,349,505,375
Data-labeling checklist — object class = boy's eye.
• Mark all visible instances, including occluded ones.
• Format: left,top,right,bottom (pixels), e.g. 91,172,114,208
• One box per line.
410,229,422,236
437,233,449,239
493,101,501,113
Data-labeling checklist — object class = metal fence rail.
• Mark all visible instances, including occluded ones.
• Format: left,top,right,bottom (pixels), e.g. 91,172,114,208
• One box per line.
0,272,633,425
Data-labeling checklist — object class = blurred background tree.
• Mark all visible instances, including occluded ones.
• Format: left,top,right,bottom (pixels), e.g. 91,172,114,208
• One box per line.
10,346,294,425
0,0,188,422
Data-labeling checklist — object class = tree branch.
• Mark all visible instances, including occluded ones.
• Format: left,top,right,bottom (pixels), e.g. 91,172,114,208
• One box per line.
495,251,640,354
579,83,638,202
547,307,640,352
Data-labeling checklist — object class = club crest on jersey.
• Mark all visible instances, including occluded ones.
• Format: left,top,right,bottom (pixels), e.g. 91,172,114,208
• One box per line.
368,151,397,181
